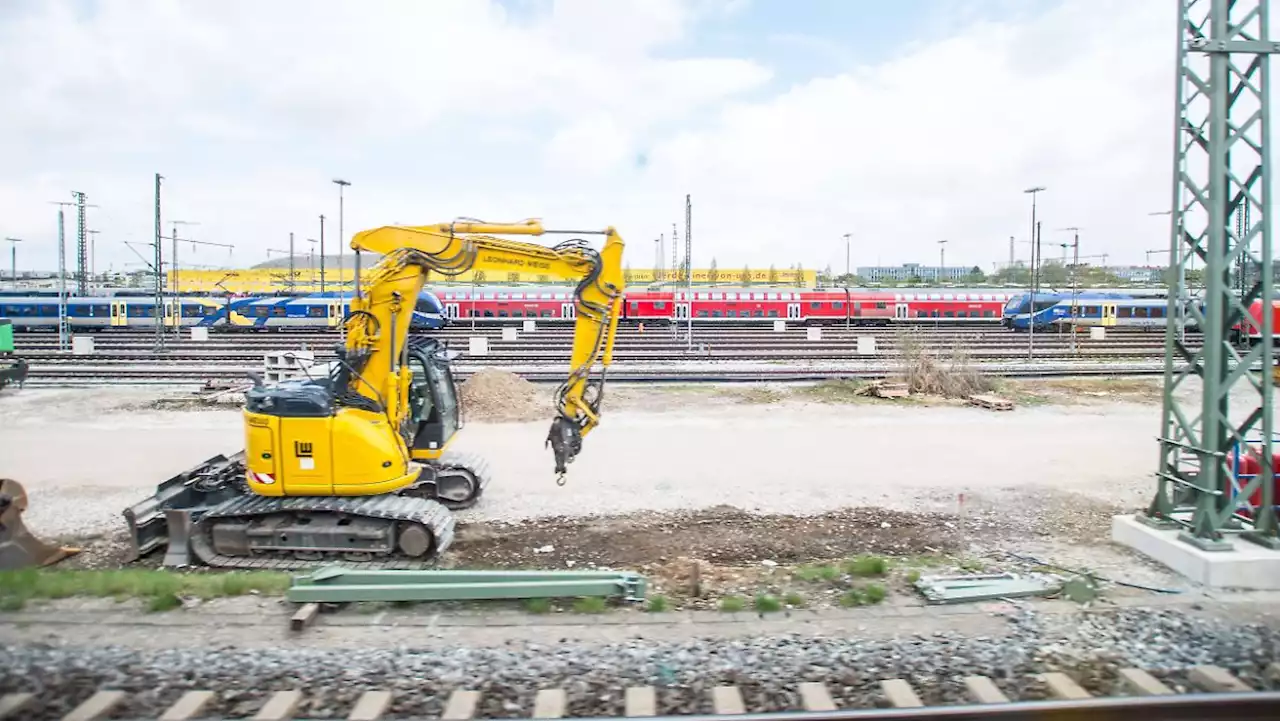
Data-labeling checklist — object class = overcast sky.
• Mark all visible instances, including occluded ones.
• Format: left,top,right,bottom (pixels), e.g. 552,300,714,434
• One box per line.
0,0,1219,275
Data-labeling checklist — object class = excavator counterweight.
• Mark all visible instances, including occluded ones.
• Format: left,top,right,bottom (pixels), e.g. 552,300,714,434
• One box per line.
122,219,625,568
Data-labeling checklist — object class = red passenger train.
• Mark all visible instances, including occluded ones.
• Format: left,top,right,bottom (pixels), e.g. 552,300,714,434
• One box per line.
432,286,1013,325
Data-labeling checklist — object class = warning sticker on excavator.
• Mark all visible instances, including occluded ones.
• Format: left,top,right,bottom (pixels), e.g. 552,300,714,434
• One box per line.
252,471,276,485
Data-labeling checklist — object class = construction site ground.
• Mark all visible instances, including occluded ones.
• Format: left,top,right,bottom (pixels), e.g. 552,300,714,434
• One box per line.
2,375,1278,649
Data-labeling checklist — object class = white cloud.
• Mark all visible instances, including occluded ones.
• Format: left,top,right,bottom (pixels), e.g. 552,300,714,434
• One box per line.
0,0,1216,277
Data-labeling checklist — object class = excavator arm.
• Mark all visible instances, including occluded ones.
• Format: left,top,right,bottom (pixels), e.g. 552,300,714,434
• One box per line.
342,219,626,478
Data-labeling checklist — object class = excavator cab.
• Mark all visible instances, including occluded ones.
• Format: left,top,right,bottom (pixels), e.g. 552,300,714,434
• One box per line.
406,338,462,459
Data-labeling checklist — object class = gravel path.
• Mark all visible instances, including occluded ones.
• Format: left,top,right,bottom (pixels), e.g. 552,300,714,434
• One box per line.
3,387,1167,538
1,608,1276,720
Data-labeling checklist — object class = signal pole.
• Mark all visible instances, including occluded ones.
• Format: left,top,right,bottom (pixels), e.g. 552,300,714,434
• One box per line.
50,201,75,350
1023,186,1046,359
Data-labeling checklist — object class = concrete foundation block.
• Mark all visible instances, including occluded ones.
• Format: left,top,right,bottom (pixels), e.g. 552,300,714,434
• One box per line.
522,320,536,333
1111,514,1280,589
468,337,489,356
501,327,518,341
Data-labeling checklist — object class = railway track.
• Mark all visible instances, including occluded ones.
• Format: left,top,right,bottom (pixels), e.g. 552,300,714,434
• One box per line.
4,665,1277,720
12,362,1185,386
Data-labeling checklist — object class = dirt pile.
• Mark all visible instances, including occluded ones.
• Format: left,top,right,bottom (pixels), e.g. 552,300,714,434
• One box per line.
459,368,546,422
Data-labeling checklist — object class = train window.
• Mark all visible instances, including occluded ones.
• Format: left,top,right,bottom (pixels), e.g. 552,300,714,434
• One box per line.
541,310,552,317
752,310,763,317
38,305,55,315
1134,307,1147,318
307,306,324,317
944,311,955,318
726,293,737,300
1118,307,1132,318
983,310,994,318
956,311,966,318
696,310,708,317
739,310,750,317
653,301,666,310
512,310,523,317
629,303,639,313
711,310,722,318
711,293,723,300
92,304,108,316
917,310,926,318
810,302,822,310
875,302,886,309
832,302,843,309
483,310,494,317
1086,306,1100,315
498,311,508,318
1152,307,1165,318
931,310,940,317
273,306,287,317
767,310,778,318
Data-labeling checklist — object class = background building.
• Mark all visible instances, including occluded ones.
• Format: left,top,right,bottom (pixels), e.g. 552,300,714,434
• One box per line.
856,264,972,283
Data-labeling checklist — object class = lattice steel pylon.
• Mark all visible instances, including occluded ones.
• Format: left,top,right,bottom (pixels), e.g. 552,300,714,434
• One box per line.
1141,0,1277,549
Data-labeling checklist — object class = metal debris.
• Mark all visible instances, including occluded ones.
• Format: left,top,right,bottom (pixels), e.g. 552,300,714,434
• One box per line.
913,572,1060,604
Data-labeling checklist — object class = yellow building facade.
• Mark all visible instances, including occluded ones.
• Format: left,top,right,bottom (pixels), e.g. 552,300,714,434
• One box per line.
173,267,816,294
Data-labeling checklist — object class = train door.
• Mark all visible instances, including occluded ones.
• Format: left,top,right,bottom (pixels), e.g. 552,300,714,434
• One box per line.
1101,303,1118,327
853,301,862,318
109,300,129,327
674,302,690,320
163,299,181,327
445,303,460,319
894,303,909,320
561,303,576,319
786,303,801,319
327,300,344,328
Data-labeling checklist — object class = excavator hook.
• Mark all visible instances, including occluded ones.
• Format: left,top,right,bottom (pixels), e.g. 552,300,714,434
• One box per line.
546,416,583,484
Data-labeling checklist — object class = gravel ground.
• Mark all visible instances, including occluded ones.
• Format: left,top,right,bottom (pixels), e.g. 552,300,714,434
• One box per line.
1,608,1277,720
2,386,1166,538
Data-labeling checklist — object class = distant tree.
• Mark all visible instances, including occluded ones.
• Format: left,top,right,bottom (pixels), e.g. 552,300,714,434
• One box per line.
740,265,752,286
966,266,987,284
819,264,834,286
768,264,778,285
1039,261,1068,286
708,258,719,286
907,274,923,285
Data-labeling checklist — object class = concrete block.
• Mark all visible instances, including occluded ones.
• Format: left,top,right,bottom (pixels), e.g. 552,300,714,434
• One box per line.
189,327,209,342
523,319,536,333
857,336,877,355
1090,327,1106,340
806,326,822,341
468,337,488,356
1111,515,1280,589
72,335,94,355
773,320,787,332
501,326,518,342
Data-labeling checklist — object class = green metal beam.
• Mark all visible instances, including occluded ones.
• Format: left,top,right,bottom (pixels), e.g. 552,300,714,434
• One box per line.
286,566,648,603
1143,0,1277,549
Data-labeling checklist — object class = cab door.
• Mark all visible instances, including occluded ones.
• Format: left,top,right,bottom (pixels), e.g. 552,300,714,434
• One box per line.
1101,303,1118,327
110,300,129,327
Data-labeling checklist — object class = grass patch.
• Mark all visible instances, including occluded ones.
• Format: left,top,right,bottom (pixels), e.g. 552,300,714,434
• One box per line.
522,598,553,614
728,386,786,404
798,379,867,403
0,568,290,612
719,595,746,612
571,596,608,614
793,563,841,583
905,570,921,583
783,591,806,607
863,583,887,604
843,555,889,577
838,589,866,607
753,593,782,613
645,595,669,613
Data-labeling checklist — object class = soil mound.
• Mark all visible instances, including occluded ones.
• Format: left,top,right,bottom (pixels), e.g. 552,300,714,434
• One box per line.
460,369,545,422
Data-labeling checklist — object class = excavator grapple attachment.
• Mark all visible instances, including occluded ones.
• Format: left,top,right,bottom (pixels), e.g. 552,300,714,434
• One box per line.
0,479,80,570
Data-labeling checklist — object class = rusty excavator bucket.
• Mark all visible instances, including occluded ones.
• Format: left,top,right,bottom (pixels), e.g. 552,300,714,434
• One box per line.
0,479,80,570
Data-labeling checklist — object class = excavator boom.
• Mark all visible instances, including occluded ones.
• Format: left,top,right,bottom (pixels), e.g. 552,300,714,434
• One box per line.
343,219,626,476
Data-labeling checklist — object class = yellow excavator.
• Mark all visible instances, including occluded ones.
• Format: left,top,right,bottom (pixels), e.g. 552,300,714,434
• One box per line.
122,219,625,569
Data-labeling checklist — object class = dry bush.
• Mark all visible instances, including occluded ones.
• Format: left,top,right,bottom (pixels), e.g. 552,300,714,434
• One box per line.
895,329,998,398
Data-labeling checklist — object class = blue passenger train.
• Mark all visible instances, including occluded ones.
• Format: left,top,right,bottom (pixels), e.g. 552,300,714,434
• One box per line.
0,291,446,331
1002,292,1198,331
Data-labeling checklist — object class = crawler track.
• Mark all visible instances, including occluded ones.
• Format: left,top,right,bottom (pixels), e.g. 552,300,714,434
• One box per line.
4,665,1278,720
